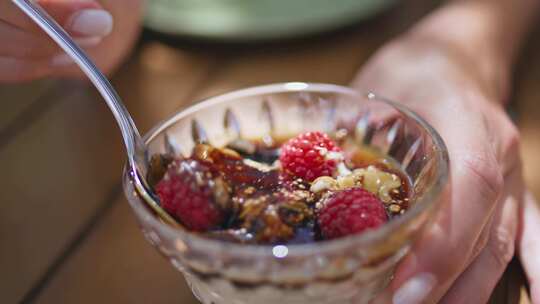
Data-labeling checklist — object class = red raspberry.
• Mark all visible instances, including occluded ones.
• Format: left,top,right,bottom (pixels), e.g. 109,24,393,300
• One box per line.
280,131,342,181
318,188,387,239
156,159,224,232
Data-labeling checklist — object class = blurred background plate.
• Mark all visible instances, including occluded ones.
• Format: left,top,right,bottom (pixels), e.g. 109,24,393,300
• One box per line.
144,0,398,41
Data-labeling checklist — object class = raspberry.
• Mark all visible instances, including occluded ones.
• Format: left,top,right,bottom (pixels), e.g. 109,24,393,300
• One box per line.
156,159,225,232
318,187,387,239
279,131,342,181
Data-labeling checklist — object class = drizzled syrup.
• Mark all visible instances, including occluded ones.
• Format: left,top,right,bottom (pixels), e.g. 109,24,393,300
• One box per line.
148,132,412,245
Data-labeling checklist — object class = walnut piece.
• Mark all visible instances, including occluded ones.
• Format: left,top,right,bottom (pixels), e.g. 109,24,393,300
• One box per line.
353,166,401,203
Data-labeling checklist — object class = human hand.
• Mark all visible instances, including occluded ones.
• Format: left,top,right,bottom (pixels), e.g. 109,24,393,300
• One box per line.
0,0,143,83
352,31,537,303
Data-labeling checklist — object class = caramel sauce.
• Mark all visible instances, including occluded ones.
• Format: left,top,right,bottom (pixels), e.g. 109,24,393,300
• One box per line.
148,133,412,245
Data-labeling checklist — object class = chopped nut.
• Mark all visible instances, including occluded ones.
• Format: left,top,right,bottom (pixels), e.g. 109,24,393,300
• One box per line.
212,177,231,209
243,158,275,172
278,201,312,226
243,186,256,195
389,204,401,213
337,175,356,189
378,186,393,204
244,204,294,243
193,144,215,161
239,195,269,220
310,176,338,193
352,166,401,203
292,190,311,200
289,189,317,205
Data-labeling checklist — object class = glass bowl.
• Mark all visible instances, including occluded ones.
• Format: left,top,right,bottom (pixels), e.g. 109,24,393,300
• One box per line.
123,82,449,304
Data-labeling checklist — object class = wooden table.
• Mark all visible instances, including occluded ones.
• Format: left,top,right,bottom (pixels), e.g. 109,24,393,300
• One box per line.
1,1,539,303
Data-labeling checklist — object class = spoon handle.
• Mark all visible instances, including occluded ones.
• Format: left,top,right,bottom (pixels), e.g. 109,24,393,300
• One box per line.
11,0,144,162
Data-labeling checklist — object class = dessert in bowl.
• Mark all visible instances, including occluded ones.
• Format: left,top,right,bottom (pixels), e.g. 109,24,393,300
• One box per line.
123,83,449,304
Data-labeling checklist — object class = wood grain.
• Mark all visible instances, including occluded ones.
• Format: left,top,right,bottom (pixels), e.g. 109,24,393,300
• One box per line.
34,195,199,304
0,80,53,132
189,0,437,101
113,42,220,133
0,83,125,304
0,46,216,303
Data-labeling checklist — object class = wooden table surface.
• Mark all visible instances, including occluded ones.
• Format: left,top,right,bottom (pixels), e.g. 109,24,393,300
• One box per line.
1,1,539,303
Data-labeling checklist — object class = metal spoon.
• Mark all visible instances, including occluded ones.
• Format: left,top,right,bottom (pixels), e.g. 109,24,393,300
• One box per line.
12,0,178,226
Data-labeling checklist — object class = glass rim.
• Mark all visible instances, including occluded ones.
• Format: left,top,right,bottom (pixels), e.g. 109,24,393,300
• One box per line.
125,82,450,258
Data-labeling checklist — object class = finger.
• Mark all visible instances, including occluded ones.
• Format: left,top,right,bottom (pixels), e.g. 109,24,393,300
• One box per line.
390,118,504,301
0,20,103,60
0,0,101,35
0,0,110,36
440,168,522,304
51,0,144,78
373,150,502,304
352,42,522,304
0,56,51,83
487,105,521,173
0,20,56,59
467,201,496,266
355,72,506,304
458,109,520,269
518,191,540,303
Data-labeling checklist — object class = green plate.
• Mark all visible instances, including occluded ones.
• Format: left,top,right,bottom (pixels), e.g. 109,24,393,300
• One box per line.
145,0,397,41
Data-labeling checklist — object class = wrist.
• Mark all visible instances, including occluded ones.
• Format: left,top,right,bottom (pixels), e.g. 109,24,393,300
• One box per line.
403,0,539,103
411,0,538,65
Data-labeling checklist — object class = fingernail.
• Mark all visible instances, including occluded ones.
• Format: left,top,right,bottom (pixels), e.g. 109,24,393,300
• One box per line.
51,54,74,67
392,273,436,304
65,9,113,37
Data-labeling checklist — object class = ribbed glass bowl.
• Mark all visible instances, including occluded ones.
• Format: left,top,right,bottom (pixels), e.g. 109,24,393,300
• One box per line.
123,83,449,304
